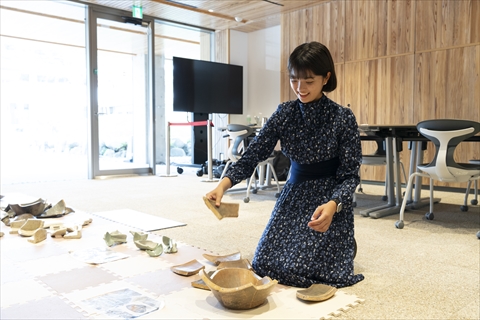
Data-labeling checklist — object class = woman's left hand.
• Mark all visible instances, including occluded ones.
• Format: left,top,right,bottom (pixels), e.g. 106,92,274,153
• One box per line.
308,201,336,232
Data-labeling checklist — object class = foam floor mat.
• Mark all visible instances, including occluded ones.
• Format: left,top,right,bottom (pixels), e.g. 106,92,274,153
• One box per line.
0,210,364,319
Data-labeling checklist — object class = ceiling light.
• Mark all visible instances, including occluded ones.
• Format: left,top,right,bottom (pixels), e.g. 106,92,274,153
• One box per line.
234,17,242,22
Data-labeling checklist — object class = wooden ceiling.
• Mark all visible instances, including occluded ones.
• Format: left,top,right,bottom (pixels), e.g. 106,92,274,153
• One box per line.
81,0,327,32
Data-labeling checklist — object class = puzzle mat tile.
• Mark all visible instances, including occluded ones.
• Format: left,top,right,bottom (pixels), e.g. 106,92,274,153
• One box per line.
91,209,186,231
0,295,88,320
140,286,364,319
1,209,364,319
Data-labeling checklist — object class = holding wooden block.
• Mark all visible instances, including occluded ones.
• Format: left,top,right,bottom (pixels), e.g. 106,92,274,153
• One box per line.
203,197,239,220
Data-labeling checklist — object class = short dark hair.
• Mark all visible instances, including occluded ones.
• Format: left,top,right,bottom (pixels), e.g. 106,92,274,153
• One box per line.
288,42,337,92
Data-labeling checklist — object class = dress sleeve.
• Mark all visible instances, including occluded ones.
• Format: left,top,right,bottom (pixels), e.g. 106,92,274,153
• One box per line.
224,106,284,187
330,107,362,204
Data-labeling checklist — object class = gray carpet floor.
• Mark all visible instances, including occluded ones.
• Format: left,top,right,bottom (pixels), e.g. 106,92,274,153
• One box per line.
1,166,479,319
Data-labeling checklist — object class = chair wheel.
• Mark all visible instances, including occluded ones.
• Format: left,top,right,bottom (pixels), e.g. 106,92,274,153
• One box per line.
395,220,404,229
275,193,280,198
352,201,357,208
477,231,480,239
243,197,250,203
381,195,388,201
252,189,257,194
176,167,183,174
471,199,478,205
425,212,434,220
358,188,363,192
460,205,468,212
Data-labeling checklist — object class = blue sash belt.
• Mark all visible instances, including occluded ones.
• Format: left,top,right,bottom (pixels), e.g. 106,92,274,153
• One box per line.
289,157,340,184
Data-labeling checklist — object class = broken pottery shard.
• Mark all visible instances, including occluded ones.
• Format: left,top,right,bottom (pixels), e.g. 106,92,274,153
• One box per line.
130,231,148,242
171,259,205,276
296,283,337,302
134,240,158,250
28,228,47,244
9,199,47,217
146,244,163,257
9,219,27,234
202,196,239,220
18,219,45,237
40,199,66,218
162,236,177,253
51,227,68,238
104,231,127,247
64,230,82,239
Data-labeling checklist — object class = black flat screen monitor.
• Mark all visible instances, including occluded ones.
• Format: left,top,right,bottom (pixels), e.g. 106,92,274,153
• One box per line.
173,57,243,114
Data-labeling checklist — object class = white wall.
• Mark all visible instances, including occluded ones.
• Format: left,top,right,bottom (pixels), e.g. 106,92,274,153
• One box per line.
229,26,281,125
212,26,281,160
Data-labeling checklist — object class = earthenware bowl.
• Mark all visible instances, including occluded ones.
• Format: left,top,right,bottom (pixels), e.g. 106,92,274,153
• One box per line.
199,268,277,310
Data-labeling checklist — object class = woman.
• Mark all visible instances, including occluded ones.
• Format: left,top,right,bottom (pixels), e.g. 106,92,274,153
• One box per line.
206,42,364,288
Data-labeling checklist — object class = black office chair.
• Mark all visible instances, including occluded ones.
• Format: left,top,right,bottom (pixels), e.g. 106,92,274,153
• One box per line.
396,119,480,230
353,137,406,207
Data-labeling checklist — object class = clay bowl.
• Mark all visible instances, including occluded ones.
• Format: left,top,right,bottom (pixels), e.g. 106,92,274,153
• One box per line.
199,268,277,310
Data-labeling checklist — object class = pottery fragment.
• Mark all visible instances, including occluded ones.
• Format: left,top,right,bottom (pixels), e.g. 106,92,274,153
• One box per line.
28,228,47,244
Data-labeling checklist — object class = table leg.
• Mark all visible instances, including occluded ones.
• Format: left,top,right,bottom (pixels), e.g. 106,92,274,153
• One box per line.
359,137,397,217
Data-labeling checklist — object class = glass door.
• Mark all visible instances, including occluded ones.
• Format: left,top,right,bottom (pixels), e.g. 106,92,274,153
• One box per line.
87,9,154,178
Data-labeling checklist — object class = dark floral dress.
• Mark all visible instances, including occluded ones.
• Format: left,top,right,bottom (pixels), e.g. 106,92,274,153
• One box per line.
224,94,364,288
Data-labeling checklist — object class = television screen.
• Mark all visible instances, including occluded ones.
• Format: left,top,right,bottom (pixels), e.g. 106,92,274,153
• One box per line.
173,57,243,114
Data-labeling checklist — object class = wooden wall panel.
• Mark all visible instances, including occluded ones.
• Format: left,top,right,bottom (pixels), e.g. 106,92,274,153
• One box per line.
345,0,415,61
281,0,345,102
416,0,480,51
280,0,479,189
414,45,480,122
413,44,480,188
345,55,415,125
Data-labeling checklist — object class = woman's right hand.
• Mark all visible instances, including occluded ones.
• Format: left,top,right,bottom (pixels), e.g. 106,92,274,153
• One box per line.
205,177,233,207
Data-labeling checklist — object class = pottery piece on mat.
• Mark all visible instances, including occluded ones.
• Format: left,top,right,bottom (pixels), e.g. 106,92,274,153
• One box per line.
39,200,66,218
28,228,47,244
18,219,45,237
64,230,82,239
162,236,177,253
134,240,158,251
104,231,127,247
51,227,68,238
191,270,216,290
9,219,27,234
130,231,148,242
14,213,35,221
9,198,47,216
203,251,241,265
1,210,10,226
296,283,337,302
146,244,163,257
171,259,205,276
199,268,277,310
203,196,239,220
217,259,252,270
